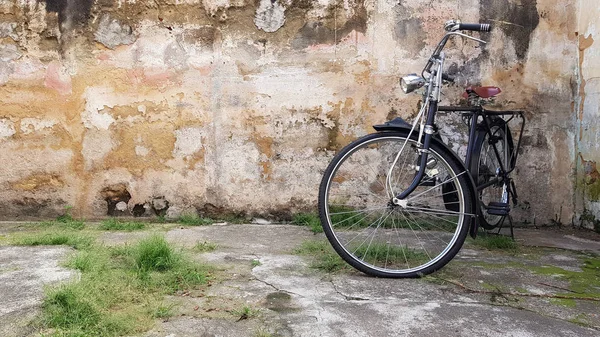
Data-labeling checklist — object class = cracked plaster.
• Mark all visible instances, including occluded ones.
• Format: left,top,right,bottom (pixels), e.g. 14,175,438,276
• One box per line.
0,0,594,226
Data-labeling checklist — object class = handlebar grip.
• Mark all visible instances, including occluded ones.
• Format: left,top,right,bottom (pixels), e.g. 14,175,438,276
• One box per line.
458,23,491,32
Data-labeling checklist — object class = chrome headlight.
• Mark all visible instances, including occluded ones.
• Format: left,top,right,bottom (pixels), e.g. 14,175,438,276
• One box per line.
400,74,425,94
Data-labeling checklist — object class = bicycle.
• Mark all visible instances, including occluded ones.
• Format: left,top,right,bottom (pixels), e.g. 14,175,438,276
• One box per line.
318,20,525,278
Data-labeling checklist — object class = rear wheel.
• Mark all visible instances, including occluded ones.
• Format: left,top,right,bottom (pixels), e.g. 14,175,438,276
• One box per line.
318,131,474,278
470,118,514,229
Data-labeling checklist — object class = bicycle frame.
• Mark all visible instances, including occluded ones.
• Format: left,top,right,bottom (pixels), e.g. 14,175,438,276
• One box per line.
386,21,525,226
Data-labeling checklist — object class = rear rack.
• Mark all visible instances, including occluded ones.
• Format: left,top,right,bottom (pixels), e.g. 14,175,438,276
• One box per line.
437,106,525,173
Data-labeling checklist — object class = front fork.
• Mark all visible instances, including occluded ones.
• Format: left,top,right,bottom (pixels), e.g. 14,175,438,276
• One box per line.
394,101,439,200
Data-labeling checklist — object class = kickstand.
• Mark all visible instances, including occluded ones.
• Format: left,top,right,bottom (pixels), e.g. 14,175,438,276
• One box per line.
492,215,514,240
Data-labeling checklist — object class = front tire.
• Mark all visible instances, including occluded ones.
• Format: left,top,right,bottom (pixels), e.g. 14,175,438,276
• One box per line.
318,131,473,278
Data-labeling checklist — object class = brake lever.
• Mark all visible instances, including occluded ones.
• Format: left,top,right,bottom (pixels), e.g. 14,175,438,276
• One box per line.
447,31,487,44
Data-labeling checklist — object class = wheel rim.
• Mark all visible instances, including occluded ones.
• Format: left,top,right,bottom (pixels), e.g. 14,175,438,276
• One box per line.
323,135,469,276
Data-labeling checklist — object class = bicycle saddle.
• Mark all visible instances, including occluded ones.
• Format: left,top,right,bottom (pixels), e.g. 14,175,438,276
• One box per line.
462,86,501,99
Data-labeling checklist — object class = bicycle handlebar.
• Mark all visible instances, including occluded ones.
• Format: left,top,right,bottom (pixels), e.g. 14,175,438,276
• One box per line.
458,23,491,32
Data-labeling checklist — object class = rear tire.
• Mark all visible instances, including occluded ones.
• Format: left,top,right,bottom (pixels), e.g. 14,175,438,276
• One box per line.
318,131,473,278
470,118,515,230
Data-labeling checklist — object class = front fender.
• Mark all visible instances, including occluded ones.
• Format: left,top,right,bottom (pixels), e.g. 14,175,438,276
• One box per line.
373,117,413,131
373,117,481,238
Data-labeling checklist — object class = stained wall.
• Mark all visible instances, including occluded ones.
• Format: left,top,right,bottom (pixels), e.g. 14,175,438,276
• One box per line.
576,0,600,230
0,0,585,224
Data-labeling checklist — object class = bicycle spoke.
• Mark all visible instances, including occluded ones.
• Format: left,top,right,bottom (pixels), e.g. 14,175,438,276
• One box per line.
404,206,474,217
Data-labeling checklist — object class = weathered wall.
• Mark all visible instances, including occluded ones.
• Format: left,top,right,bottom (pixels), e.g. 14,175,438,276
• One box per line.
0,0,581,223
576,0,600,230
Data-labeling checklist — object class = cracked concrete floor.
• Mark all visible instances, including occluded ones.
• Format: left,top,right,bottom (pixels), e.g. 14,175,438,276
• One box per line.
1,224,600,337
150,225,600,337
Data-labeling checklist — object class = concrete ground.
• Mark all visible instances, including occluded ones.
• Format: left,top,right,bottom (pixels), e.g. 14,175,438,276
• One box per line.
1,223,599,337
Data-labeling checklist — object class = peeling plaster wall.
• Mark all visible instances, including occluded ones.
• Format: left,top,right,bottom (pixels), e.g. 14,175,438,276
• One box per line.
576,0,600,230
0,0,581,223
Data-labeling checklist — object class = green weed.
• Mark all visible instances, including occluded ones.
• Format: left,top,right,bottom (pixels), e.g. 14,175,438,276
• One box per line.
39,219,86,230
292,212,323,234
132,235,177,272
152,304,174,319
39,235,211,336
471,232,518,250
35,207,86,230
43,285,104,333
353,243,430,266
177,214,214,226
10,231,94,250
43,249,153,336
294,240,347,273
193,241,218,253
99,218,146,231
232,305,260,320
325,205,458,232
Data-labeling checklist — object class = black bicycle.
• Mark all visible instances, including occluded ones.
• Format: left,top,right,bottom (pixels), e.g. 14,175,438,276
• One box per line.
318,20,525,278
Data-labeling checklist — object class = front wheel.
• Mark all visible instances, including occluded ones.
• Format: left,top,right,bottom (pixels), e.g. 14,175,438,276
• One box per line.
318,131,474,278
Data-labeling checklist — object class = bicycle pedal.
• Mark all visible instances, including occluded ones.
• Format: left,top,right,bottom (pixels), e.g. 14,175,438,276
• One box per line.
487,202,510,216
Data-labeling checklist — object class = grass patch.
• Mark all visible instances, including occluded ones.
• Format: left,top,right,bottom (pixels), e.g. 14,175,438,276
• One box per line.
39,219,86,231
353,243,430,266
178,214,214,226
231,305,260,320
292,212,323,233
130,235,211,293
470,232,518,251
54,206,85,229
133,235,177,272
193,241,218,253
251,259,262,267
152,304,175,319
35,207,86,230
324,205,459,232
10,231,94,250
295,238,431,271
99,218,146,231
39,235,211,336
294,240,348,273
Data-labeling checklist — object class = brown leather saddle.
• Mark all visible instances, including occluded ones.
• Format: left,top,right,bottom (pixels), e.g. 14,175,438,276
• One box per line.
462,86,502,99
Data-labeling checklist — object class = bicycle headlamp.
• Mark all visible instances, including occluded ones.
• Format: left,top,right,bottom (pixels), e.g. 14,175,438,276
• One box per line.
400,74,426,94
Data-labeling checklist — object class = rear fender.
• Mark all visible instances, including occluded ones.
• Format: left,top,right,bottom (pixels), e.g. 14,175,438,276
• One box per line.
373,117,480,238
